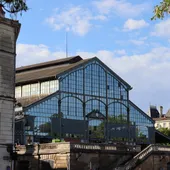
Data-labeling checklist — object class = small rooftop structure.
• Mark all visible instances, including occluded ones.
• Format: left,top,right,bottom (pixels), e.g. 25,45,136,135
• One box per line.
149,105,160,118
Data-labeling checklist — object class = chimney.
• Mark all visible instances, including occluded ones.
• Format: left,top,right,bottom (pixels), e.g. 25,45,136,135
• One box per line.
159,106,163,117
0,5,5,18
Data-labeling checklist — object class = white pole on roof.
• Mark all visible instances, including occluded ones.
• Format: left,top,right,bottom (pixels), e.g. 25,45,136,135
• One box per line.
65,28,68,58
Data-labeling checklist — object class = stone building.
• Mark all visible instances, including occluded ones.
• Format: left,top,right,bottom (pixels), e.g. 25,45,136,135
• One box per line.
148,105,170,130
0,16,20,169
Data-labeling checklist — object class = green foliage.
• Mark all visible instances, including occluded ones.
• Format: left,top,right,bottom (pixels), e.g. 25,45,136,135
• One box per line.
39,122,51,133
108,114,128,124
152,0,170,20
52,138,64,143
158,127,170,136
89,115,128,139
0,0,28,15
89,120,105,139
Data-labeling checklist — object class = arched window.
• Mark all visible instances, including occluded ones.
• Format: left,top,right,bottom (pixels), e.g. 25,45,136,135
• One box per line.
61,96,83,120
108,102,128,124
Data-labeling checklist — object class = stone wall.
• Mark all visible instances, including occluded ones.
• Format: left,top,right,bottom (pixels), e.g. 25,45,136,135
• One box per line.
16,143,170,170
136,154,170,170
17,143,71,170
0,17,20,170
17,152,132,170
16,143,140,170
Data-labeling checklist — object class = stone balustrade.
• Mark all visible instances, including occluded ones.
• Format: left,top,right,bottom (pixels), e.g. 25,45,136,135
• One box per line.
115,144,170,170
16,142,141,156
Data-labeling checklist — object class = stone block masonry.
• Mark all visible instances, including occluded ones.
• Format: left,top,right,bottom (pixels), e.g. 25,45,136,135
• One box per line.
0,17,20,170
136,154,170,170
16,143,140,170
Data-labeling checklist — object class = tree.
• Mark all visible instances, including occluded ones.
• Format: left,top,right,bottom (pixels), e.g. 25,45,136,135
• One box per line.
158,127,170,136
39,122,51,134
152,0,170,20
0,0,28,15
89,115,128,139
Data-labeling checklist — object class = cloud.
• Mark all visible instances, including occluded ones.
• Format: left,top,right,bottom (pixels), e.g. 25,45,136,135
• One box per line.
78,47,170,112
16,44,66,67
46,6,106,36
129,40,145,45
124,19,149,31
129,37,148,46
114,49,126,55
93,0,150,17
152,18,170,38
16,43,170,113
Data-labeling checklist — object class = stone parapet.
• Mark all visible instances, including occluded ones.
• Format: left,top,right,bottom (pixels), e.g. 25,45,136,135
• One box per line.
16,142,141,170
17,142,70,155
16,142,141,156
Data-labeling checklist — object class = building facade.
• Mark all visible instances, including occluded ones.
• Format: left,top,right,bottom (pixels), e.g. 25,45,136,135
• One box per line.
149,106,170,130
15,56,155,145
155,118,170,129
0,17,20,169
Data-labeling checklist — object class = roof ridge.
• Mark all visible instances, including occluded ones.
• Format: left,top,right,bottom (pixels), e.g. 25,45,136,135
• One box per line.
15,57,91,85
16,55,82,73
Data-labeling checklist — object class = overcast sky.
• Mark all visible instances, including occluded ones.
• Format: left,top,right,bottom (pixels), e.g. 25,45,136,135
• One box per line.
15,0,170,114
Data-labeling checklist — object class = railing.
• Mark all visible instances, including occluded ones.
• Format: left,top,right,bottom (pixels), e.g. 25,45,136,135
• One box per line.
115,144,170,170
71,143,117,151
16,142,141,155
70,143,141,153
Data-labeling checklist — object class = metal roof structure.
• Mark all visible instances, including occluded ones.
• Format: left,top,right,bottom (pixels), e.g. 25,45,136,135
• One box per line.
16,56,90,85
16,56,132,89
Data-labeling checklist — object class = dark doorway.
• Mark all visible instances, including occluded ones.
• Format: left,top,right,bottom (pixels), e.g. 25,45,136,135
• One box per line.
167,162,170,170
89,119,105,143
17,160,29,170
86,109,106,143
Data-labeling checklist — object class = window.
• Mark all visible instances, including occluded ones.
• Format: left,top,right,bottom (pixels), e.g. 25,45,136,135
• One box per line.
31,83,40,96
15,86,21,98
163,122,166,128
22,85,30,97
49,80,59,93
41,81,49,94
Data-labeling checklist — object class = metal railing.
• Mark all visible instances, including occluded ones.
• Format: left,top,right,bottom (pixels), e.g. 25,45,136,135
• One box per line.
115,144,170,170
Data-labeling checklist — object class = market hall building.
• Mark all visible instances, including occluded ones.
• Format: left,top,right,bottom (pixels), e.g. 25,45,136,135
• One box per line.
15,56,155,145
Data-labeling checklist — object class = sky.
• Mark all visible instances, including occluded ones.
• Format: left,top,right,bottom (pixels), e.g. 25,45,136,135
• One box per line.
13,0,170,114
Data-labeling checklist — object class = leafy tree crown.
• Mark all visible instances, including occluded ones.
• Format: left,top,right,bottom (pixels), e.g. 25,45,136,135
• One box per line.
152,0,170,20
0,0,28,15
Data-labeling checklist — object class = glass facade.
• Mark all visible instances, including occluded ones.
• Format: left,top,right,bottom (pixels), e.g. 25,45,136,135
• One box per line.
129,101,154,143
17,58,154,144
